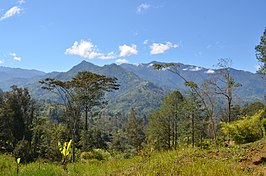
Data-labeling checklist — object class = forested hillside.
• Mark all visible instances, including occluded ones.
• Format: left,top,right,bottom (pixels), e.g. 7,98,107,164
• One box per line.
0,60,264,115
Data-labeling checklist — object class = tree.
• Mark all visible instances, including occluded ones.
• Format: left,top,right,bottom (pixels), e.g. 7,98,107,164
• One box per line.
203,58,241,122
153,63,218,147
71,72,119,131
125,108,145,150
39,78,80,162
255,27,266,75
80,128,109,151
0,86,36,151
147,91,185,150
0,88,3,106
39,71,119,162
183,93,207,148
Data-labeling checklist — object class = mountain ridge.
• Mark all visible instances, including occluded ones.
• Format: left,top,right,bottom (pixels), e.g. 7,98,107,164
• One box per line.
0,60,264,115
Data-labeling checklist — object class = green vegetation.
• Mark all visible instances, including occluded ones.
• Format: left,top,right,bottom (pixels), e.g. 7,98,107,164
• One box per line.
0,27,266,175
2,140,266,176
221,110,265,144
256,27,266,75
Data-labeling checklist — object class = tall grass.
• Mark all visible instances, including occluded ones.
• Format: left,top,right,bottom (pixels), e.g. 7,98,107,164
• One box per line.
0,148,252,176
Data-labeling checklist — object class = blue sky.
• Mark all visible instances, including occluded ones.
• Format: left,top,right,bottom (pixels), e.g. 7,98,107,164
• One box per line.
0,0,265,73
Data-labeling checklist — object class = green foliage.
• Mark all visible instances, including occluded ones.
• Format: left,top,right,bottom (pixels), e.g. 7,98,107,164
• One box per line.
16,158,21,164
0,86,37,153
147,91,186,150
58,139,72,157
240,102,265,117
255,27,266,75
0,154,17,175
79,128,108,151
58,139,72,170
13,139,32,163
0,145,260,176
80,149,111,161
109,129,128,152
31,118,69,161
185,81,198,88
261,118,266,137
221,110,265,144
125,108,145,149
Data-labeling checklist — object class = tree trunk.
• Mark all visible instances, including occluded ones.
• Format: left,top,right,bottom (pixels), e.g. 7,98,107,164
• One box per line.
71,130,75,163
168,121,171,149
191,113,195,148
172,123,175,149
72,119,76,163
228,97,232,122
175,122,178,149
85,105,88,131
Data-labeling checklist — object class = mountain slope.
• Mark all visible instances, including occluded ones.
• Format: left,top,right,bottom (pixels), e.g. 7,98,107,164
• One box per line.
0,60,265,115
0,66,46,91
121,62,266,102
27,61,166,115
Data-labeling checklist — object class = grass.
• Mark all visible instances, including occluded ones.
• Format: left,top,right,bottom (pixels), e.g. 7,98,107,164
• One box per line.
1,139,266,175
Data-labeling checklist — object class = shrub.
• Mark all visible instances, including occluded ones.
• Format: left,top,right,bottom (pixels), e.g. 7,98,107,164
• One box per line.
13,139,32,163
221,110,264,144
261,118,266,137
80,149,111,161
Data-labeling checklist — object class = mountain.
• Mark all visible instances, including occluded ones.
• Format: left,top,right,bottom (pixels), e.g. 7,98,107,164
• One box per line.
0,61,265,115
26,61,166,115
121,61,266,103
0,66,46,91
0,66,45,80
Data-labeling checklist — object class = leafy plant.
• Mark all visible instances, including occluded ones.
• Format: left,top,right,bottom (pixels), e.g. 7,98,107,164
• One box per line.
58,139,72,170
221,110,265,144
16,157,21,174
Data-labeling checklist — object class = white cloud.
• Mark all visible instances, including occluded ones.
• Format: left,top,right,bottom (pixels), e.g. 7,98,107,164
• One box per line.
205,69,215,74
10,53,21,61
66,40,140,60
119,44,138,57
137,3,151,13
18,0,26,5
116,59,129,64
0,6,22,21
150,42,178,55
143,40,148,45
0,60,3,64
65,40,116,59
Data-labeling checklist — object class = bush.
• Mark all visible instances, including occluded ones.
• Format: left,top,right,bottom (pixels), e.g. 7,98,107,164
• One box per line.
80,149,111,161
13,139,33,163
261,118,266,137
221,110,264,144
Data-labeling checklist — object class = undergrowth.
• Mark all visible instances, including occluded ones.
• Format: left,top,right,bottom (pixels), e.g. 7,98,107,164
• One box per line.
2,140,266,176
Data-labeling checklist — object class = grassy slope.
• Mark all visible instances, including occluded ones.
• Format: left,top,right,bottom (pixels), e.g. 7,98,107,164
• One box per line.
1,139,266,176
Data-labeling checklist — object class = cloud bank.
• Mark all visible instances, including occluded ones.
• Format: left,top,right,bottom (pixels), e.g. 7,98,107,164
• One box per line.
65,40,117,59
119,44,138,57
150,42,178,55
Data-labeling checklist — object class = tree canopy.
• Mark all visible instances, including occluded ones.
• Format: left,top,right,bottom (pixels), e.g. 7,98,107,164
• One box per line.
255,27,266,75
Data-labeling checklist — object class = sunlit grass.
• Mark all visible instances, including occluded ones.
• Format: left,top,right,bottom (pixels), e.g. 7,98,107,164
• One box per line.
0,147,255,176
